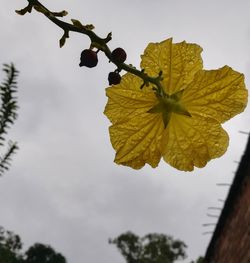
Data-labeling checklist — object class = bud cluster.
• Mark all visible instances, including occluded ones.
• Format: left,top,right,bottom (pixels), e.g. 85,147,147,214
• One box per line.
79,47,127,85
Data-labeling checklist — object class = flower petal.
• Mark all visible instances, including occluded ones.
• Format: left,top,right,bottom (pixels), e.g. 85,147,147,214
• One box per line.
181,66,248,123
140,38,203,95
104,73,157,124
109,113,165,169
162,114,229,171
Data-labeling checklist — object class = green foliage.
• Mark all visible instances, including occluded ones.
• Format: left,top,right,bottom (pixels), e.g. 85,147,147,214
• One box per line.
0,226,67,263
0,247,21,263
109,231,187,263
0,63,19,176
0,226,23,263
25,243,66,263
0,227,22,252
190,256,205,263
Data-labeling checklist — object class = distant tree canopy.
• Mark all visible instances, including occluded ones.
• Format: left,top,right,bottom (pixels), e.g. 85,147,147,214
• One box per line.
190,257,205,263
109,231,205,263
25,243,66,263
0,226,66,263
0,226,22,263
109,231,187,263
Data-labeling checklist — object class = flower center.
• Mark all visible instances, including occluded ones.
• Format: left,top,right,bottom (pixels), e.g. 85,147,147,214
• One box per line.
148,90,191,127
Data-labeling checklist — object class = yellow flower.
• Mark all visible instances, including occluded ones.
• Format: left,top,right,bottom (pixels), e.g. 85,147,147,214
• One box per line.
104,38,248,171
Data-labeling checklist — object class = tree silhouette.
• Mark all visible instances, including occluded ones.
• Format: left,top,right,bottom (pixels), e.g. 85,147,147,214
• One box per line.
190,257,204,263
109,231,187,263
24,243,66,263
0,226,66,263
0,226,23,263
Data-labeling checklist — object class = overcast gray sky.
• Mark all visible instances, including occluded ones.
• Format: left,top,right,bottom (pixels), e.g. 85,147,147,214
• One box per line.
1,0,250,262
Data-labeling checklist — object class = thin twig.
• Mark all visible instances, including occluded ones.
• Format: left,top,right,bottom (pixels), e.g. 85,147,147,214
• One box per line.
17,0,164,92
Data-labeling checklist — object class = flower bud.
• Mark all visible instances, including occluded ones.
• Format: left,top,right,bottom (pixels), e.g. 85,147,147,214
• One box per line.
108,72,121,85
79,49,98,68
111,48,127,64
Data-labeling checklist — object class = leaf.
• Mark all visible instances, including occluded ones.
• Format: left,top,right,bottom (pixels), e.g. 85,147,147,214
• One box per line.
15,4,33,15
140,38,203,95
84,24,95,30
162,114,229,171
59,31,69,48
0,141,18,176
59,36,66,48
71,19,83,28
15,8,28,15
181,66,248,123
51,10,68,17
71,19,95,30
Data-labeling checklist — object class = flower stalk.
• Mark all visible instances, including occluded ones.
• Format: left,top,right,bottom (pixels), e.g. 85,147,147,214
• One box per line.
16,0,163,90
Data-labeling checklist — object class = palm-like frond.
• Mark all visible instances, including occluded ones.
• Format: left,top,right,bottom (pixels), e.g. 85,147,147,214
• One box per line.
0,63,19,176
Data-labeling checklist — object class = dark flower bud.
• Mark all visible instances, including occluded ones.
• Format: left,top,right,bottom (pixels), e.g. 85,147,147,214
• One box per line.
111,48,127,64
108,72,121,85
79,49,98,68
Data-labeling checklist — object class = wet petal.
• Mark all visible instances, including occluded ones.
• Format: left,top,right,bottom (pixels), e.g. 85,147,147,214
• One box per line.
162,114,229,171
181,66,248,123
104,73,157,124
140,38,203,95
109,113,164,169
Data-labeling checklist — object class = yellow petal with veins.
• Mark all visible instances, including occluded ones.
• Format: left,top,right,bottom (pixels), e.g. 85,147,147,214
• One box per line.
162,113,229,171
140,38,203,95
181,66,248,123
109,113,164,169
104,73,157,125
